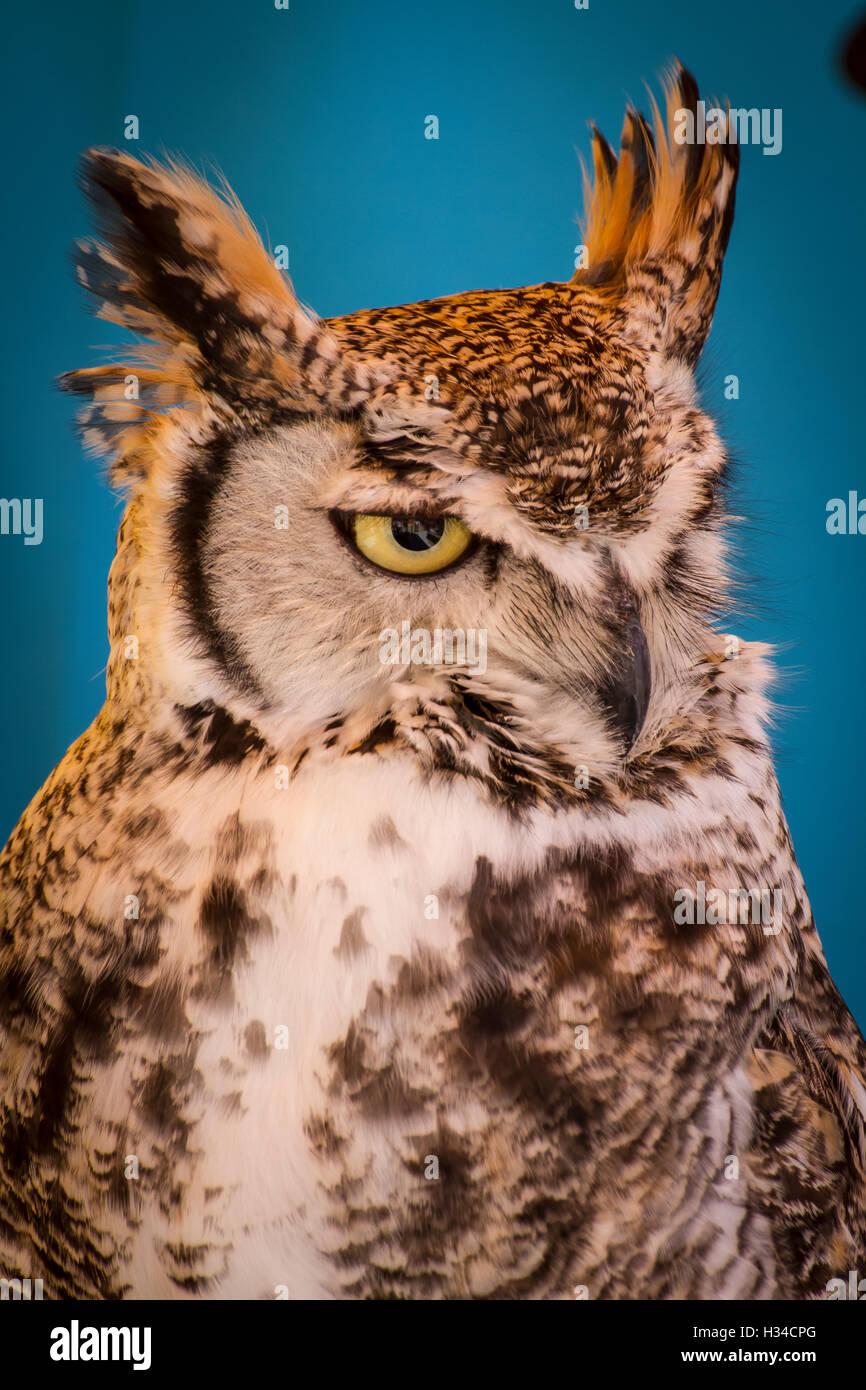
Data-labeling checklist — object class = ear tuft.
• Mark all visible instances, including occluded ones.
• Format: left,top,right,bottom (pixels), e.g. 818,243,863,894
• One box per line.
577,64,740,366
61,149,395,477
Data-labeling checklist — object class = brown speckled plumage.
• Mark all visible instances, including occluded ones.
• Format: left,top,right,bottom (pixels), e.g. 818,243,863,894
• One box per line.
1,66,864,1300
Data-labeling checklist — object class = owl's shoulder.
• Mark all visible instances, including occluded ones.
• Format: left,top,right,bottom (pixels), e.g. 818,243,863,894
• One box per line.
746,946,866,1292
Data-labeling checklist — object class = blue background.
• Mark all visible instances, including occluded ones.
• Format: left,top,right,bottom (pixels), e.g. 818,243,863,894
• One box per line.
1,0,864,1025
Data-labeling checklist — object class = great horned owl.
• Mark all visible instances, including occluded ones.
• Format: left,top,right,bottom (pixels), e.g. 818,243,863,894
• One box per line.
1,67,864,1302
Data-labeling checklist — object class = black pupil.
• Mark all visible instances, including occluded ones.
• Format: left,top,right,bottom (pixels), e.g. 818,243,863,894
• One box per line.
390,517,445,552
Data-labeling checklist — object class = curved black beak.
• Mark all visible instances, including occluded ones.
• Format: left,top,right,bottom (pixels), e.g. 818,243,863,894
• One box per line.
598,602,651,752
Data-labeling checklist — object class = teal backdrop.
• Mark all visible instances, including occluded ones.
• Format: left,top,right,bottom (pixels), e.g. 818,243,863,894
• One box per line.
1,0,864,1024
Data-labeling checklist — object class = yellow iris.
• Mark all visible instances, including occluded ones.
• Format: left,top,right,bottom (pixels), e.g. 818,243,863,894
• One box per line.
351,514,473,575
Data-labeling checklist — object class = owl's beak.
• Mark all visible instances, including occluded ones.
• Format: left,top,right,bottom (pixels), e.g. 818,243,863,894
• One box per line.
598,606,651,753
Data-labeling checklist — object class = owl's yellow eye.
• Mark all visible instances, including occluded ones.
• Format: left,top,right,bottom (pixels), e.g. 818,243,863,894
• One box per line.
349,514,473,575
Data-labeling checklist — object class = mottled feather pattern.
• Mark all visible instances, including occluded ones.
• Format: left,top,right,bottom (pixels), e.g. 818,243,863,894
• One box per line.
1,65,864,1300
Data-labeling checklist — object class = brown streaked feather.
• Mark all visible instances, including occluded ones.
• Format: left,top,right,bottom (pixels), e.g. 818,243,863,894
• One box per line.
60,149,397,477
748,969,866,1296
576,63,739,365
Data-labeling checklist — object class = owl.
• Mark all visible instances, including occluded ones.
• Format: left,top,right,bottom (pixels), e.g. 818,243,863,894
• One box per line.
1,66,864,1303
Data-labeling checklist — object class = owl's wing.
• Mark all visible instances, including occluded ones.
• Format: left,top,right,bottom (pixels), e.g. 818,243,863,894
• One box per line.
747,928,866,1294
0,727,135,1298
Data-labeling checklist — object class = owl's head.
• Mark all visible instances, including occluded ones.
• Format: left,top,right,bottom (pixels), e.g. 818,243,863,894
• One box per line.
63,67,749,809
